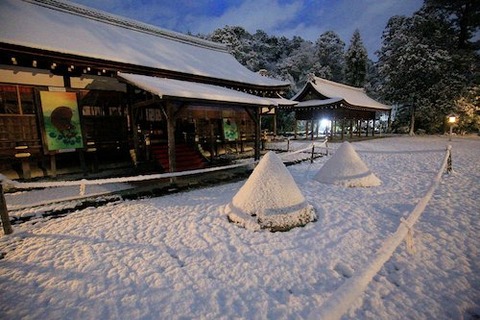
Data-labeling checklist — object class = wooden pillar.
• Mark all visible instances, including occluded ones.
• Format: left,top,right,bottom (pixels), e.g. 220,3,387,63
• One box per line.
349,119,354,139
340,119,345,141
273,113,277,137
127,85,140,166
330,119,334,140
372,118,375,137
254,108,261,160
165,102,176,173
209,120,215,161
357,120,361,137
245,106,261,160
310,120,314,141
50,153,57,177
294,120,298,139
365,120,369,137
79,150,87,176
305,120,309,140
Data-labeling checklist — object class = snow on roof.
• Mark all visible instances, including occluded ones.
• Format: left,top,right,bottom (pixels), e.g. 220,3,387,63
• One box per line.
0,0,289,88
226,151,316,231
118,72,280,106
293,77,390,111
314,142,381,187
296,98,343,107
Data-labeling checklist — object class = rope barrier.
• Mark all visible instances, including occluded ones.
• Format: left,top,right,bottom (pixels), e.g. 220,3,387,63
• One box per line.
0,160,256,190
312,145,452,320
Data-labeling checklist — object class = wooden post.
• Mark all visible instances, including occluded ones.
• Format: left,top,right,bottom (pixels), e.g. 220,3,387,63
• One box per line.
273,113,277,137
294,120,298,139
209,121,215,161
447,147,452,173
79,150,87,176
254,107,261,161
165,102,177,173
310,144,315,163
0,183,13,235
305,120,309,140
50,153,57,178
350,119,354,139
244,106,261,161
311,120,315,141
340,119,345,141
287,139,290,152
127,85,141,165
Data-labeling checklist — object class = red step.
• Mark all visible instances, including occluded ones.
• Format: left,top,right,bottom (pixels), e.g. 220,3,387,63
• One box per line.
151,144,207,172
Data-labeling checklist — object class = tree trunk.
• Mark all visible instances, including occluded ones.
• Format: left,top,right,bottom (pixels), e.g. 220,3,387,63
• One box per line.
409,105,415,136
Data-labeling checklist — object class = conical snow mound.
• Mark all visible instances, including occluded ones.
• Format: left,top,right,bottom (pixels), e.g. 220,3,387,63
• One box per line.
226,151,316,231
314,141,381,187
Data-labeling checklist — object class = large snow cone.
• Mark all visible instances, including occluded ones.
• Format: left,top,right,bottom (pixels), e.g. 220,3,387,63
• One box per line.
226,151,316,231
314,141,381,187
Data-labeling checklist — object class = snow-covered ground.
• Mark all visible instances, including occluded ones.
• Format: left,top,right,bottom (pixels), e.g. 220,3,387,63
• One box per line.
0,135,479,319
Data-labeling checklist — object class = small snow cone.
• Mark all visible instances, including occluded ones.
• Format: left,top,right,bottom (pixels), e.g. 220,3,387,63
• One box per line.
225,151,316,231
314,141,381,187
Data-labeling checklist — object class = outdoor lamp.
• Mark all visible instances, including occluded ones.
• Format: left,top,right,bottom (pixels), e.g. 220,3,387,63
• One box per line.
447,113,458,141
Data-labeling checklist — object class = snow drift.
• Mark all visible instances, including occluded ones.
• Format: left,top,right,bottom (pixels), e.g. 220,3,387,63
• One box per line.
225,151,316,231
314,141,381,187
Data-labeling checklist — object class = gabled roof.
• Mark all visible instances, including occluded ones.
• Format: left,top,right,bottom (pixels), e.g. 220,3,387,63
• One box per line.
292,77,390,111
0,0,289,89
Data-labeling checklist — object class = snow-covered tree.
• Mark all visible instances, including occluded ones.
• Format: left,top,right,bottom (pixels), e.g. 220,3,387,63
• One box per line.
455,85,480,133
425,0,480,50
276,39,317,93
377,6,470,134
344,29,368,87
314,31,345,82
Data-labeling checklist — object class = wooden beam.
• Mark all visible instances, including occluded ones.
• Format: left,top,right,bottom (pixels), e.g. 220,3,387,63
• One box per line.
132,96,161,109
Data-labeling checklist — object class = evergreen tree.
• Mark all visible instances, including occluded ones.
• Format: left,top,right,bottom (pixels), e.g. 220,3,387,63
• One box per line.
425,0,480,49
345,29,368,87
276,39,316,93
377,7,469,134
314,31,345,82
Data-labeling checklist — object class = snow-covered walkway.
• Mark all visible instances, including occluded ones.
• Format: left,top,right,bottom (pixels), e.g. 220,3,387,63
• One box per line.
0,136,479,319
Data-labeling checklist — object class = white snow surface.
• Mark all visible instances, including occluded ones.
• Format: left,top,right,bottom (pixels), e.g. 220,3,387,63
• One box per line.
314,141,382,187
1,136,479,319
226,151,316,231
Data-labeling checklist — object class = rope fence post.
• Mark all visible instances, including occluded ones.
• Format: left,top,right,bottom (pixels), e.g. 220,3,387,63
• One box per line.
446,145,452,174
311,144,315,163
286,139,290,152
400,217,415,254
0,182,13,235
325,138,329,156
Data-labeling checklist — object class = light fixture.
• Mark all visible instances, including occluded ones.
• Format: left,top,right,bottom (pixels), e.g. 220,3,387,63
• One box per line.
11,57,17,65
51,62,56,69
32,60,37,67
447,113,458,141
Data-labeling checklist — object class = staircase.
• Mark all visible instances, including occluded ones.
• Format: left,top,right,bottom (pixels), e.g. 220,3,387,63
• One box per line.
151,144,207,172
